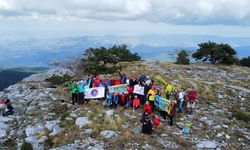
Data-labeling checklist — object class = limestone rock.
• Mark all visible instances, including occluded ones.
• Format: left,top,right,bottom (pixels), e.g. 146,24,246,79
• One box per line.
23,68,75,82
75,117,89,128
197,140,217,149
100,130,118,138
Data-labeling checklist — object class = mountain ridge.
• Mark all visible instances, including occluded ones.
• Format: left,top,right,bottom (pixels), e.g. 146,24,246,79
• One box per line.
0,61,249,149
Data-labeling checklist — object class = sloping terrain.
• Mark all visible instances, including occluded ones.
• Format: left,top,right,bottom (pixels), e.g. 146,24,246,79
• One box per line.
0,67,49,91
0,62,249,150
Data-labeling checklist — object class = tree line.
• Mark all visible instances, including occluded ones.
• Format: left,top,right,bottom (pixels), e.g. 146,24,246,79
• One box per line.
80,42,250,74
176,41,250,67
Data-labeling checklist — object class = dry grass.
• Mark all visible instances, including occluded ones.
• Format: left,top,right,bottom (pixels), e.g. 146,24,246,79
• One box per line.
104,133,164,150
202,86,215,103
50,103,69,116
59,119,74,128
103,115,124,131
175,137,193,149
45,125,82,148
88,121,101,137
80,102,128,138
36,128,50,139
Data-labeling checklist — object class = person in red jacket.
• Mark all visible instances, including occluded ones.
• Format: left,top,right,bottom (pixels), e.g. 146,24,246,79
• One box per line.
132,95,140,111
187,87,198,115
143,101,152,114
118,93,127,105
93,75,101,87
112,76,122,85
152,115,161,129
127,86,134,95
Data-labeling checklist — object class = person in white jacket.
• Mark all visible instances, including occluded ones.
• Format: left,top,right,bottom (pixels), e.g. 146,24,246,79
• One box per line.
178,89,185,113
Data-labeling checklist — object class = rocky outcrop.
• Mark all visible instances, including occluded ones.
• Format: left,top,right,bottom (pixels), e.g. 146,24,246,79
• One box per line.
75,117,89,128
23,68,75,82
0,63,249,150
0,68,74,149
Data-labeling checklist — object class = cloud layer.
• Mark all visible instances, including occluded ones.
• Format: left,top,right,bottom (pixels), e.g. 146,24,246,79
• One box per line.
0,0,250,25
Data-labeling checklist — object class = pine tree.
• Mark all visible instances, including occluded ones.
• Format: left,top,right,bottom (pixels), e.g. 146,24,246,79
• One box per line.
176,50,190,65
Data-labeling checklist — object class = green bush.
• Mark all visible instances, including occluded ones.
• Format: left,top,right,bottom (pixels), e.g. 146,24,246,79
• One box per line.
60,111,70,121
81,44,141,74
239,56,250,67
232,111,250,122
21,142,33,150
46,74,72,85
59,119,74,128
175,50,190,65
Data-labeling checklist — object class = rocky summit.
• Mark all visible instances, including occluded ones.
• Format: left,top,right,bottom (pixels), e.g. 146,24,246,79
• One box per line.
0,61,249,150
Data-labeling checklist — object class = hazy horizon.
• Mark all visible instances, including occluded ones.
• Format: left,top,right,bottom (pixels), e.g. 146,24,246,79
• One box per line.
1,0,250,68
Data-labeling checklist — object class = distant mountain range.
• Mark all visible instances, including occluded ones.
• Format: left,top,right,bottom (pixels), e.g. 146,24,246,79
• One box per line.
0,67,49,91
0,35,249,68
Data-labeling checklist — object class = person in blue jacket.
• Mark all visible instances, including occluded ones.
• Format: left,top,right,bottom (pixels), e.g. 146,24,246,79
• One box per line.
101,76,111,94
77,80,85,105
112,92,119,108
119,72,127,84
83,78,91,104
106,92,113,107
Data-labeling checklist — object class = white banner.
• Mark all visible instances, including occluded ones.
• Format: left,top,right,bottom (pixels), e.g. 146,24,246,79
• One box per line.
133,85,144,95
85,87,105,99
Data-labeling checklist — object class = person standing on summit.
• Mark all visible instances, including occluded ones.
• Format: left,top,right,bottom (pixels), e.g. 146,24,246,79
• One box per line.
77,80,85,105
68,81,78,105
178,89,185,113
147,86,156,111
187,87,198,115
93,75,101,87
159,78,174,99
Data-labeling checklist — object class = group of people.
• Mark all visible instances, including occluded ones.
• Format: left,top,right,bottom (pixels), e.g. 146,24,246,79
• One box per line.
67,72,198,135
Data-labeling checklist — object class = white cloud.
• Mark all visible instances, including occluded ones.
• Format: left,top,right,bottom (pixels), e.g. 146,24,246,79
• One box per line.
0,0,250,25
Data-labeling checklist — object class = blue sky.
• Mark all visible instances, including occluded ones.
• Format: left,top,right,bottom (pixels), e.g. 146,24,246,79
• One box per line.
0,0,250,38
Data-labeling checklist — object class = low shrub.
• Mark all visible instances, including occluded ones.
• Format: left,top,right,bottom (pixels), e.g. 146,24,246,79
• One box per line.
239,56,250,67
21,142,33,150
232,111,250,122
46,74,72,85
